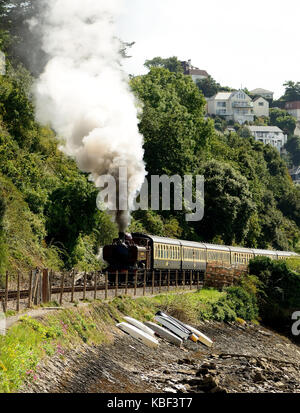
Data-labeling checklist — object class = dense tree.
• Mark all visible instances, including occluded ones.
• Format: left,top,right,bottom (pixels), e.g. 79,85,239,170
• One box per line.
0,0,46,74
285,135,300,166
144,56,183,74
131,67,214,177
196,75,220,98
269,108,296,136
282,81,300,102
196,161,255,245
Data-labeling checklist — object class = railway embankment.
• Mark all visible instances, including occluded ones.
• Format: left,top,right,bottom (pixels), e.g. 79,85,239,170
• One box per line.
0,287,299,393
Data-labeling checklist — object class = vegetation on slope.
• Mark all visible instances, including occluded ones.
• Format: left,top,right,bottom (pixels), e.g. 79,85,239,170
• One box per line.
0,286,259,393
130,67,300,251
1,4,300,277
249,256,300,331
0,62,117,277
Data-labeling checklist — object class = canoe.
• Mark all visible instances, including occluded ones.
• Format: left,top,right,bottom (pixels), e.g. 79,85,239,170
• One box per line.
117,322,159,348
124,316,155,337
144,321,183,347
184,323,213,348
154,315,190,340
188,333,199,343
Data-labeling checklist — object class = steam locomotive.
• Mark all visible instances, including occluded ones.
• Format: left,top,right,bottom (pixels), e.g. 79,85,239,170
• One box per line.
103,232,298,283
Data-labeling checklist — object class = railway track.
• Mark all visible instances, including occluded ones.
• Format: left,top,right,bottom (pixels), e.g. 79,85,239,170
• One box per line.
0,277,204,302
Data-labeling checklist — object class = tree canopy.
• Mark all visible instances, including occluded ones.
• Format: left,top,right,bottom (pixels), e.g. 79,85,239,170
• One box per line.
282,81,300,102
144,56,184,74
269,108,296,136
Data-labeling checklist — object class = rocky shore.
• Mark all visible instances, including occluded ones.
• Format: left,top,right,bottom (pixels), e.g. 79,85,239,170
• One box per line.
20,320,300,394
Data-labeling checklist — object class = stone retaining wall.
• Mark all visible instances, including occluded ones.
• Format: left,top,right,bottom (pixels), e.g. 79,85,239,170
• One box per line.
204,262,248,289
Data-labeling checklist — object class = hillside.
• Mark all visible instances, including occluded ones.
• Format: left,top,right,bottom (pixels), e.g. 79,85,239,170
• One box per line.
129,68,300,251
1,62,300,281
0,63,117,279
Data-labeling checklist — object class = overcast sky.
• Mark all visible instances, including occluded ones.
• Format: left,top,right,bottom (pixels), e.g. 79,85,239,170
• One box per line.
116,0,300,98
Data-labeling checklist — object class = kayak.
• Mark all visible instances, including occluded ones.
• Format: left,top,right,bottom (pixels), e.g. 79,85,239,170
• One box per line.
184,323,213,348
117,322,159,348
154,315,190,340
144,321,183,347
124,316,155,337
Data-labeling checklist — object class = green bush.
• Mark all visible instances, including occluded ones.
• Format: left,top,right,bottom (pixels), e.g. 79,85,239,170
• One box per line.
224,286,259,321
249,256,300,330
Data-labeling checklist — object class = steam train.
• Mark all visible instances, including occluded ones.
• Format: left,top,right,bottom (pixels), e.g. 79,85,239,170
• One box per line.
103,232,298,283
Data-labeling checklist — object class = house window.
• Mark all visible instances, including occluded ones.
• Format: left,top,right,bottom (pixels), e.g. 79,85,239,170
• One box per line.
259,102,264,106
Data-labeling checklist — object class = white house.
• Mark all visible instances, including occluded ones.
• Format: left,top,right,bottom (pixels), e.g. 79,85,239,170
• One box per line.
207,90,254,124
253,96,269,118
248,126,287,151
181,60,209,83
285,101,300,121
249,88,274,100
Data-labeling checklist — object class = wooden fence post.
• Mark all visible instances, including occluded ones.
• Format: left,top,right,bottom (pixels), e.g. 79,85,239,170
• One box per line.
197,271,200,290
83,272,87,301
125,271,128,296
28,270,32,309
115,271,119,297
71,270,75,303
159,270,162,294
49,269,53,302
4,271,8,313
152,271,154,295
42,269,50,304
94,272,97,300
143,270,146,296
176,270,178,289
190,270,193,290
105,272,108,300
134,272,137,296
59,272,65,306
183,270,185,289
167,270,170,292
16,271,20,312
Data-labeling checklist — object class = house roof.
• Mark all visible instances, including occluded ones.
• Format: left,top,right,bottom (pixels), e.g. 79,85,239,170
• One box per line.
250,88,273,95
253,96,268,102
248,126,283,133
190,69,209,77
213,92,232,100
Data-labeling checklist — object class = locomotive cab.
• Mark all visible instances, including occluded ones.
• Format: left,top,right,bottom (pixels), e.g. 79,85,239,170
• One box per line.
103,232,149,272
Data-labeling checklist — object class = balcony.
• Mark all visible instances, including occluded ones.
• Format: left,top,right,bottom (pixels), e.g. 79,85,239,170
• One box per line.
232,101,254,108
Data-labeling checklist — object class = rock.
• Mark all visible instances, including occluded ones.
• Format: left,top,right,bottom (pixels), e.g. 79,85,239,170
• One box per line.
201,375,220,388
177,370,197,376
196,368,209,376
210,386,227,394
259,330,272,337
202,362,217,370
178,358,196,366
163,387,177,393
252,371,266,383
220,354,231,359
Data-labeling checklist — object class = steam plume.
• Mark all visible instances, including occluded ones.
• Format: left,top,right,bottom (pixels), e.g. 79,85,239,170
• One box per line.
32,0,146,232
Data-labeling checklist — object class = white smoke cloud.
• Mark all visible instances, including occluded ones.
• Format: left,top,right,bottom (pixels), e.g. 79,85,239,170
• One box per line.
33,0,146,231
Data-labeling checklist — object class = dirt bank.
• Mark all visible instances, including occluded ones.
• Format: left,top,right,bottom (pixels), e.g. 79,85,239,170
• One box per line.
20,320,300,394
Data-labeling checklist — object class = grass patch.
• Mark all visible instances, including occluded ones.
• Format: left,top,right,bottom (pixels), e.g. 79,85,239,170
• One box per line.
0,286,258,393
